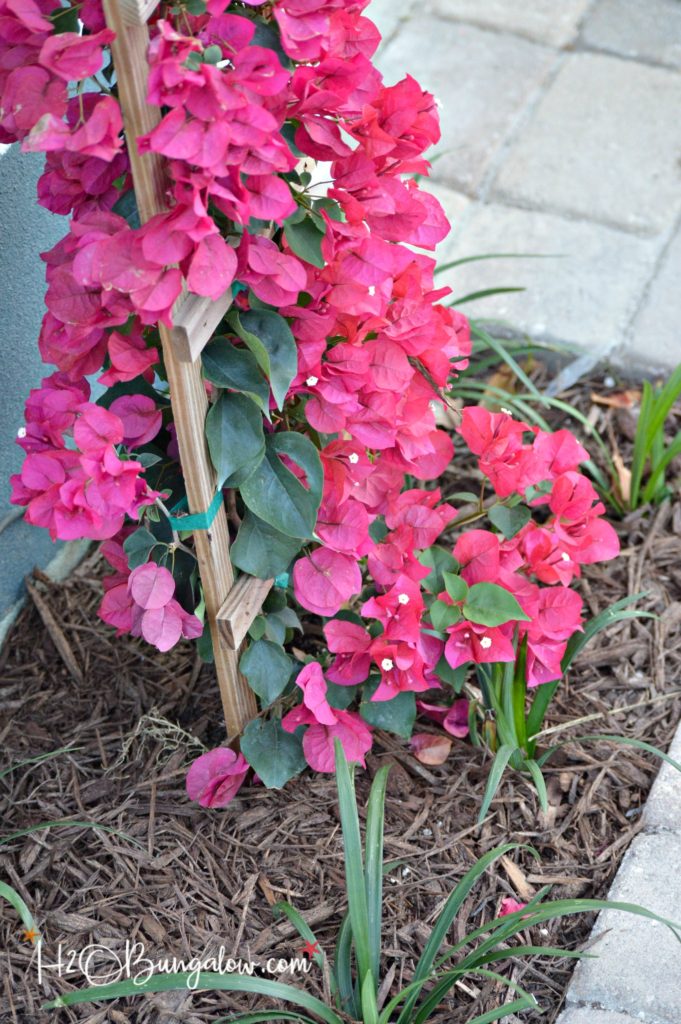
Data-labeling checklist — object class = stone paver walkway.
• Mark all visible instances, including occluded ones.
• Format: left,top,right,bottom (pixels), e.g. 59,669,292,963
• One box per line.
370,0,681,370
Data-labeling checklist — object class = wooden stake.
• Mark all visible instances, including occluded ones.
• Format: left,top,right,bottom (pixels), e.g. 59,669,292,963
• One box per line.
102,0,257,736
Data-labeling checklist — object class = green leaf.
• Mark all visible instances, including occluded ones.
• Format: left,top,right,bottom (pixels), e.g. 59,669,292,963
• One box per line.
205,392,265,489
240,432,323,539
487,504,532,539
442,572,468,602
418,546,459,594
0,880,38,935
42,972,344,1023
202,44,222,64
284,213,326,268
433,656,467,691
451,286,525,306
312,196,344,222
112,189,141,230
430,599,461,632
360,691,416,739
229,309,297,410
365,766,389,985
231,511,304,579
248,615,267,641
477,745,517,825
334,743,372,989
50,4,80,33
240,719,306,789
463,582,531,627
240,639,293,706
202,338,270,415
123,527,159,569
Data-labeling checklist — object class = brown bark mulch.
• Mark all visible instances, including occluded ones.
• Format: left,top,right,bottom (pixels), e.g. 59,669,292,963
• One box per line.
2,369,681,1024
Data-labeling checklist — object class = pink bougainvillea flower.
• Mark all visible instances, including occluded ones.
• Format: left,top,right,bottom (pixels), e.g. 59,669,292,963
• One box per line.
109,394,162,448
186,748,250,808
324,618,372,685
293,547,362,617
38,29,115,82
128,562,175,610
281,661,373,772
98,329,158,386
417,698,469,738
454,529,501,586
445,621,516,670
499,897,527,918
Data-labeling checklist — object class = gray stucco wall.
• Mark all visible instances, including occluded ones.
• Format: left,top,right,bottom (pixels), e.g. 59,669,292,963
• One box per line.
0,145,80,641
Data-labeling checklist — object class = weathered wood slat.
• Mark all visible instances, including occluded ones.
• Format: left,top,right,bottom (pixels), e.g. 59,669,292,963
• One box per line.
118,0,159,26
217,576,274,651
102,0,257,736
171,289,233,363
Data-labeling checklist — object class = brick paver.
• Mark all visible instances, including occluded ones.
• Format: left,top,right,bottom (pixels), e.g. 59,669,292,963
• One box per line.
493,53,681,235
435,200,661,351
581,0,681,70
428,0,591,47
631,223,681,369
377,17,555,195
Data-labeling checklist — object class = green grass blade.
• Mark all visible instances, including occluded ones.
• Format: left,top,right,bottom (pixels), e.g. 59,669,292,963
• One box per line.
43,973,345,1021
360,971,379,1024
525,759,548,813
0,745,78,780
0,820,143,849
274,902,326,973
435,252,557,276
413,966,537,1024
365,765,389,984
577,734,681,773
478,944,590,965
334,741,372,989
214,1013,318,1024
477,745,516,826
451,286,526,306
470,324,546,406
561,593,652,672
525,680,560,749
642,431,681,504
630,379,654,508
396,843,531,1024
333,911,357,1018
465,997,537,1024
0,880,38,935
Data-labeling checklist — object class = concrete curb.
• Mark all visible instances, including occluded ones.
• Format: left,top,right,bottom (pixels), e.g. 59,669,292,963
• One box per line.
556,726,681,1024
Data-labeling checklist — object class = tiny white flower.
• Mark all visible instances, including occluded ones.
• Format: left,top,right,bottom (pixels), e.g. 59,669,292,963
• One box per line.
381,657,394,672
464,632,470,639
306,375,318,387
561,551,570,562
17,427,26,439
501,407,513,416
348,452,359,464
480,636,492,650
368,285,376,296
398,593,410,605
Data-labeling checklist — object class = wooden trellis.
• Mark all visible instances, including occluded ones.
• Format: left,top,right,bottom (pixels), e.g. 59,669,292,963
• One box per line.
102,0,274,737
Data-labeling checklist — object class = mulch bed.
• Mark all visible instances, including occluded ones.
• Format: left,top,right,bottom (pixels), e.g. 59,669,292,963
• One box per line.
2,366,681,1024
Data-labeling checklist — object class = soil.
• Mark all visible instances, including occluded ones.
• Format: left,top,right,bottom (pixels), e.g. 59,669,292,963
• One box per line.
2,363,681,1024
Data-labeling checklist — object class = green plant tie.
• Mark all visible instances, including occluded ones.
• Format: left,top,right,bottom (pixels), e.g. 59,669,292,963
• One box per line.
168,492,223,532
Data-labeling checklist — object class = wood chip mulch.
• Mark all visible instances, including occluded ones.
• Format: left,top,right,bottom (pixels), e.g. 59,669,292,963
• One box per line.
2,370,681,1024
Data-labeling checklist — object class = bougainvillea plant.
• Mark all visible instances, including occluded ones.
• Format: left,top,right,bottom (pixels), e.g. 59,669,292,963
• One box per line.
5,0,620,804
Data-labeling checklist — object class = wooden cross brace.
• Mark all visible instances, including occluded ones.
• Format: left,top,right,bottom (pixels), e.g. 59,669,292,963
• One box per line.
102,0,273,737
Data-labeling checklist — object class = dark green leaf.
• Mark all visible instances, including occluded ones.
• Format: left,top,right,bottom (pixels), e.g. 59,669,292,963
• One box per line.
442,572,468,602
284,214,326,269
360,691,416,739
231,511,303,579
434,656,468,691
463,582,531,628
326,681,360,710
240,432,323,539
240,640,293,706
203,44,222,64
312,196,344,222
488,504,532,539
202,338,270,415
123,527,159,569
205,392,265,489
248,615,267,641
112,190,140,230
50,4,80,33
229,310,297,410
418,546,459,594
241,719,306,789
430,599,461,632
